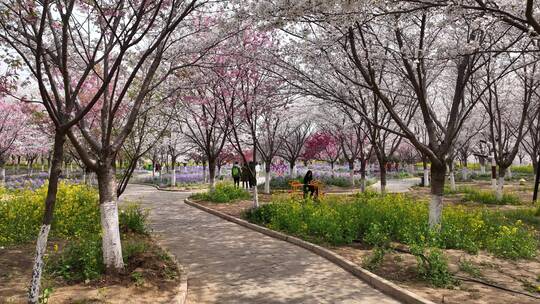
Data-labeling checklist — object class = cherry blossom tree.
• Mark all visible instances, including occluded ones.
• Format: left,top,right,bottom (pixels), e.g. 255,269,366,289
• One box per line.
217,28,283,208
256,106,290,194
175,68,232,189
279,121,312,177
304,130,342,177
479,57,538,199
0,1,214,300
0,101,26,184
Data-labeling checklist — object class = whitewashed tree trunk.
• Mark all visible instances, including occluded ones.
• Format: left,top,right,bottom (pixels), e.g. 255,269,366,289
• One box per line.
428,163,446,229
331,162,335,177
264,170,271,194
28,224,51,304
0,166,5,186
429,194,443,228
349,161,355,187
507,167,512,179
252,185,259,208
83,170,87,185
424,168,430,187
480,164,486,174
171,167,176,188
28,132,65,304
449,170,456,191
496,176,504,201
97,166,124,271
100,201,124,269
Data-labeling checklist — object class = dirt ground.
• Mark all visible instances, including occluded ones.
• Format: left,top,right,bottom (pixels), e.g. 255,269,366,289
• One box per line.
333,244,540,304
0,238,181,304
193,182,540,304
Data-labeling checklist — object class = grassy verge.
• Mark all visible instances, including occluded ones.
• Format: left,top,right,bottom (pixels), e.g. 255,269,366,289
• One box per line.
244,193,538,286
0,183,180,301
191,182,251,203
443,186,521,205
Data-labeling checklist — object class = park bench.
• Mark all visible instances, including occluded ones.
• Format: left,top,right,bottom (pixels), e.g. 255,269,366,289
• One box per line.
288,180,324,198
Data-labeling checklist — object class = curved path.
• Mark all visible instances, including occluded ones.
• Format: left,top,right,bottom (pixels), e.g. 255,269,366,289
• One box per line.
121,184,400,304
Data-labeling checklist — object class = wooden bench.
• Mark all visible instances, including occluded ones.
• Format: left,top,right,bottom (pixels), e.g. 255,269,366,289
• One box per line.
289,180,324,198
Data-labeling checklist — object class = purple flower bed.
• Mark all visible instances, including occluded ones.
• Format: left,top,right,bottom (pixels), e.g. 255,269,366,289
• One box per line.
3,172,87,190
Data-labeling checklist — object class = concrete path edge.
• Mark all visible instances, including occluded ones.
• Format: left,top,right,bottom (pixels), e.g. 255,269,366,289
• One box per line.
172,257,188,304
184,198,436,304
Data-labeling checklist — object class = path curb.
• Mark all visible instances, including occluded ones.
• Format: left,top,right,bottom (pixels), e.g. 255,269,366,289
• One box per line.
185,198,435,304
172,256,188,304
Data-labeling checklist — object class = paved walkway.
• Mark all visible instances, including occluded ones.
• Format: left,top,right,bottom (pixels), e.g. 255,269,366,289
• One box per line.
121,184,400,304
370,178,421,193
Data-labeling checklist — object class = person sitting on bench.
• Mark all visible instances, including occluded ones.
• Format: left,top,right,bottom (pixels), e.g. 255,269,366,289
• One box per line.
303,170,317,198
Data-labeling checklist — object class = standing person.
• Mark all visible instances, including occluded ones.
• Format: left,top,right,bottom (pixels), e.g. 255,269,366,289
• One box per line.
231,162,241,188
303,170,317,198
249,161,257,188
241,163,249,189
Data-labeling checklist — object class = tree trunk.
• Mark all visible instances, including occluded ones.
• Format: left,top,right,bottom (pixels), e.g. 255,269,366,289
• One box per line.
330,161,335,177
348,160,355,187
203,162,207,183
252,183,259,208
448,161,456,191
479,157,486,174
491,154,497,191
379,161,387,194
423,159,430,187
171,156,177,188
507,166,512,179
360,159,366,193
28,132,65,304
264,162,271,194
428,162,446,229
96,163,124,272
0,157,6,186
289,161,296,177
208,159,216,190
497,167,507,201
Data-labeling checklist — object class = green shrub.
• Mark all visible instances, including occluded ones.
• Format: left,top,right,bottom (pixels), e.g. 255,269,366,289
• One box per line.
487,221,538,259
245,193,538,259
0,183,99,246
363,222,391,247
411,245,454,287
363,246,387,270
47,236,104,282
119,204,149,234
462,189,521,205
511,165,534,174
243,204,276,225
192,182,251,203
